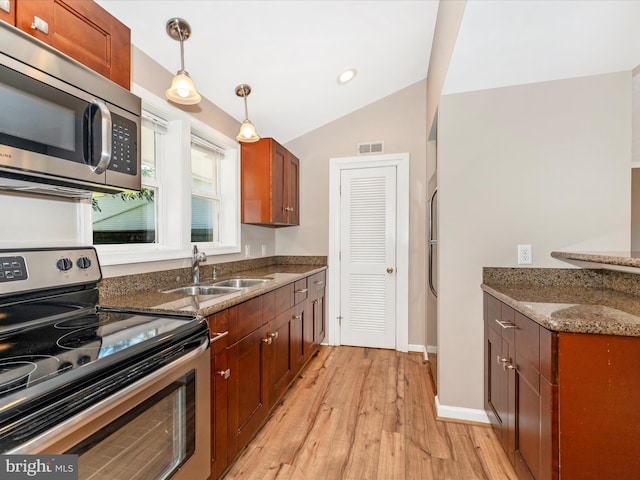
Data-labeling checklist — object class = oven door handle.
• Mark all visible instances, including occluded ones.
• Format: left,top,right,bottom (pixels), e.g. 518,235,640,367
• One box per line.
6,337,210,455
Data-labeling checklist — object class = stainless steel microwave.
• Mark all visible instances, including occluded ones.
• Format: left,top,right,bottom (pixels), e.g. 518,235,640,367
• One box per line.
0,21,141,194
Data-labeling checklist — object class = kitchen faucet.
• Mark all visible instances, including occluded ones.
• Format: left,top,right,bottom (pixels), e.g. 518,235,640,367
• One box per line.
192,245,206,284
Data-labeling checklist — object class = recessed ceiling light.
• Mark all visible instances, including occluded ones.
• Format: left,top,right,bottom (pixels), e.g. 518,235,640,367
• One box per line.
337,68,357,85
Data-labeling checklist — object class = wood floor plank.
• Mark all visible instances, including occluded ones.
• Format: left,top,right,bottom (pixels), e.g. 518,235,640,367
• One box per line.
221,346,518,480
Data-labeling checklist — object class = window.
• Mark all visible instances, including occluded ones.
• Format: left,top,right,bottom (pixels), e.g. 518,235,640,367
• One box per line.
88,87,241,266
92,112,165,245
191,135,223,243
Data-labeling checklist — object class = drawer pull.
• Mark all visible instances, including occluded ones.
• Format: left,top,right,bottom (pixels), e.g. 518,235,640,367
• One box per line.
262,336,273,345
270,332,279,339
295,288,308,294
495,319,516,329
210,331,229,343
313,280,324,286
0,1,10,13
217,369,231,379
499,357,516,371
32,16,49,34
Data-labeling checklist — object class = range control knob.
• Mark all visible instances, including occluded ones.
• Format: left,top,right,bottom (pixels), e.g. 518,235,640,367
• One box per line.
56,258,73,271
77,257,92,269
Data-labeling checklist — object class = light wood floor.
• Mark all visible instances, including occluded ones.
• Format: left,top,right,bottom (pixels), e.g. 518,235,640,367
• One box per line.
222,346,518,480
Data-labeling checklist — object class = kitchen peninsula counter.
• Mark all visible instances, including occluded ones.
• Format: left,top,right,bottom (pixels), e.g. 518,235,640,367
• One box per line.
482,267,640,337
99,258,326,318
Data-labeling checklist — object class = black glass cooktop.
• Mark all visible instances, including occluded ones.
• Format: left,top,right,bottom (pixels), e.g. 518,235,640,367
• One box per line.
0,287,207,400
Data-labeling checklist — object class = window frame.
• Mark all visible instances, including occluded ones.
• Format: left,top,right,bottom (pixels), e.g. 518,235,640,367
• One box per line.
82,85,241,266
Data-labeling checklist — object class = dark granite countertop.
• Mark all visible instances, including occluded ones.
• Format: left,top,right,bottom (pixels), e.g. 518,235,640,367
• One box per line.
100,264,327,318
551,250,640,269
482,268,640,337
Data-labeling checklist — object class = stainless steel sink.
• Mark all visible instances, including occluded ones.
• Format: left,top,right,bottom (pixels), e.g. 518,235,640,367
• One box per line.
162,285,240,296
212,278,270,288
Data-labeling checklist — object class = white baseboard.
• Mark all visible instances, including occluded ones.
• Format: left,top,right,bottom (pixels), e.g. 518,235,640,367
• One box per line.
435,395,490,424
426,345,437,354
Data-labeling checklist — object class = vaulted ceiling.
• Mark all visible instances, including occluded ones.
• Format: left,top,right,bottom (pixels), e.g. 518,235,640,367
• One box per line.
96,1,640,143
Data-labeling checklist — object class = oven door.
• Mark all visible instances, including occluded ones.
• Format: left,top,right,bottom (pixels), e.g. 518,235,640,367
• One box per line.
10,340,211,480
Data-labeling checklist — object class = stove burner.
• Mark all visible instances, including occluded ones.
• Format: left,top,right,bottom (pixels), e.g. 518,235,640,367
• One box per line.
54,316,100,329
0,355,57,395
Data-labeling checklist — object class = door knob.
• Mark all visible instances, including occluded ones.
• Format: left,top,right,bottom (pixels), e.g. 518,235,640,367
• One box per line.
387,267,394,274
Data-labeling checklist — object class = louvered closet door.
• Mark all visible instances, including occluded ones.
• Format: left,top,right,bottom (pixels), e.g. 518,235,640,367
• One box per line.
340,166,396,349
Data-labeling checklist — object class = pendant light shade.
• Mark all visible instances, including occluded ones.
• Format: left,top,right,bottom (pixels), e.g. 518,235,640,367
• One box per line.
165,18,201,105
235,84,260,143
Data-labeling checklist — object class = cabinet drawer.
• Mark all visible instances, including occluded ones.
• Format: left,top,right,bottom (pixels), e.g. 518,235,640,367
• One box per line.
274,284,293,315
309,271,326,290
231,296,263,343
293,279,308,305
539,327,557,384
515,311,539,371
262,290,275,320
209,310,229,355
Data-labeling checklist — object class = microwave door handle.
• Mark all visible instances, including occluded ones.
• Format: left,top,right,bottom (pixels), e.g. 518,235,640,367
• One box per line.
90,99,112,174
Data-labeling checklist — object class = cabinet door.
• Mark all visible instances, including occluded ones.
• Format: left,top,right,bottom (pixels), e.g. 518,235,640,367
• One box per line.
211,348,228,480
209,311,230,480
269,309,293,405
285,152,299,225
227,324,269,457
272,142,287,224
16,0,131,89
313,288,325,345
0,0,15,24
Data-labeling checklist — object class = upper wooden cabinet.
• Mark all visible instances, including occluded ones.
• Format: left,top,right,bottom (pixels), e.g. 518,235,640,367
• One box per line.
12,0,130,89
241,138,300,227
0,0,16,25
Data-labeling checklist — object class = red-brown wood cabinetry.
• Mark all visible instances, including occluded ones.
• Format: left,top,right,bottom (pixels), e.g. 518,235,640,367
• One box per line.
485,292,640,479
212,269,326,479
0,0,16,24
209,311,230,480
13,0,130,89
241,138,300,227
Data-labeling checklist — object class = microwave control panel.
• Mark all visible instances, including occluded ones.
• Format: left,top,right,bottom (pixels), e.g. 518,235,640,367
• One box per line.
108,114,138,176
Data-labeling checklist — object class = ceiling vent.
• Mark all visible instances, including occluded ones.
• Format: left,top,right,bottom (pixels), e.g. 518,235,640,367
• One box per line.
357,141,384,155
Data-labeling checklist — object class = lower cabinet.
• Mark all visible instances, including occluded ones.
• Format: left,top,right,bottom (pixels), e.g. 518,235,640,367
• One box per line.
484,292,640,480
209,311,230,480
210,269,326,479
310,270,326,345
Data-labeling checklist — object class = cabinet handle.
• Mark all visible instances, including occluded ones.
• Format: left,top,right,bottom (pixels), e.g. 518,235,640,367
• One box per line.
495,319,516,329
217,369,231,379
0,1,10,14
270,332,279,339
284,207,294,212
313,280,324,286
292,314,302,320
500,357,516,371
262,336,273,344
210,331,229,343
31,16,49,34
312,300,319,305
295,288,308,294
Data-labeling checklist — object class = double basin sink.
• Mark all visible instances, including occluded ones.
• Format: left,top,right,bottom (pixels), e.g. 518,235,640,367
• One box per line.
162,278,270,297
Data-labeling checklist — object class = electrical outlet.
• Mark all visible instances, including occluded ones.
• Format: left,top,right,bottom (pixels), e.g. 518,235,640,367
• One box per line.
518,244,532,265
244,245,250,258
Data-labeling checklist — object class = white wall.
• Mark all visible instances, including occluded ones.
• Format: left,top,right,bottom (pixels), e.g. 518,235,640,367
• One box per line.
281,80,427,346
437,71,632,413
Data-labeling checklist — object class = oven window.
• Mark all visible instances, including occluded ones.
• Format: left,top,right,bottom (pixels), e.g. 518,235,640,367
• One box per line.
69,371,196,480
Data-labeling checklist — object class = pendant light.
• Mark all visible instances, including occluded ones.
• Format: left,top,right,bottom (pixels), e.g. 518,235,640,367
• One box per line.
235,84,260,143
165,18,201,105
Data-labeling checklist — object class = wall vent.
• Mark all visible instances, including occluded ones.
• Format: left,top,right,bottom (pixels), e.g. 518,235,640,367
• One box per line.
357,141,384,155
